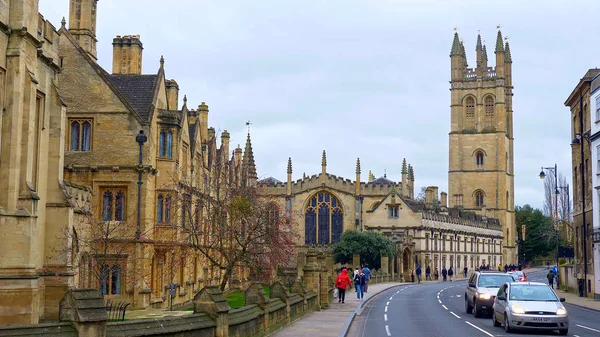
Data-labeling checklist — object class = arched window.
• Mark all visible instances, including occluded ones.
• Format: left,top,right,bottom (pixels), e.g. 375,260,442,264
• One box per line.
476,151,484,167
99,264,109,295
506,191,509,209
70,119,93,151
101,188,126,221
484,96,494,127
304,192,343,245
157,195,164,222
159,130,173,157
465,97,475,129
474,190,484,207
111,264,121,295
165,196,171,223
102,191,113,221
70,121,80,151
115,191,125,221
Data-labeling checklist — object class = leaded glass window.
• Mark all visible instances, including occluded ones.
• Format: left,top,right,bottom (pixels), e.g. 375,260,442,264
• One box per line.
101,188,126,221
157,195,164,222
484,96,494,127
465,97,475,129
304,192,344,245
69,119,92,151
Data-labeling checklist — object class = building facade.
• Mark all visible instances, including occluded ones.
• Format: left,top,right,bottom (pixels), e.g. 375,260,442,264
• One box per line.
259,156,503,281
448,30,516,264
565,68,598,298
585,71,600,299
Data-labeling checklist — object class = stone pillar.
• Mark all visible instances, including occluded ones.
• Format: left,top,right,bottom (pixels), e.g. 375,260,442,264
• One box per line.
292,279,308,312
317,253,329,309
325,254,335,277
381,256,389,282
353,254,361,270
270,281,290,321
246,283,270,331
59,289,107,337
193,286,231,337
297,251,307,279
302,251,321,308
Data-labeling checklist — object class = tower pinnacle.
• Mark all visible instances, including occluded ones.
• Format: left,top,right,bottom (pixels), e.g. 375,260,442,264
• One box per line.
450,32,462,56
356,158,361,175
401,158,408,174
287,157,292,174
495,30,504,53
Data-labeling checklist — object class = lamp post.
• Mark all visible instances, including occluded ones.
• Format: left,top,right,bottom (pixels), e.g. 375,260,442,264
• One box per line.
539,164,561,273
572,89,590,297
135,130,147,240
454,233,458,271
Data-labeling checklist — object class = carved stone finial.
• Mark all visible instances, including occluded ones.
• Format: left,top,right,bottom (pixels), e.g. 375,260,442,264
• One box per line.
402,158,408,175
322,150,327,167
160,55,165,68
287,157,292,174
183,94,187,105
61,17,66,28
356,158,361,175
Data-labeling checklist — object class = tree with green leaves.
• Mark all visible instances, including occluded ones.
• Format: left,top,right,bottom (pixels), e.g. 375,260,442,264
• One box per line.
516,204,559,264
332,230,396,270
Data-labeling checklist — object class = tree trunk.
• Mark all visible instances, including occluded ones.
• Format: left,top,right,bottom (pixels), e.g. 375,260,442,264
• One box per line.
219,266,233,292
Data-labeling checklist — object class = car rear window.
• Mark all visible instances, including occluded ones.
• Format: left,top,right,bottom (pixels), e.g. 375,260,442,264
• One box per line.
478,274,515,287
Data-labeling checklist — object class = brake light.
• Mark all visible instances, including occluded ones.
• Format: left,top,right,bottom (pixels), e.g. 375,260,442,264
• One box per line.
519,276,526,282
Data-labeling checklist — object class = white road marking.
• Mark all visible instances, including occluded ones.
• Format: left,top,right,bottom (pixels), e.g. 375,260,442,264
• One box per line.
389,297,393,300
576,324,600,333
450,312,461,318
573,335,580,337
384,314,388,321
385,306,388,313
442,305,448,310
465,321,494,337
456,295,461,297
438,299,442,303
386,301,390,306
437,295,440,299
385,325,391,336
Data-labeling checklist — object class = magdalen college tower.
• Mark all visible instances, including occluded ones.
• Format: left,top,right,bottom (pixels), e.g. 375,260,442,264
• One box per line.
448,29,516,264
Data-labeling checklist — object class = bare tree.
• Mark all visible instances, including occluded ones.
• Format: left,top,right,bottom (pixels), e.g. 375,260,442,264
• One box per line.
542,172,572,222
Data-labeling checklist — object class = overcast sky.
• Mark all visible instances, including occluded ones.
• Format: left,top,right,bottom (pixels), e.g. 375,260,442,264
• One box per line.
39,0,600,210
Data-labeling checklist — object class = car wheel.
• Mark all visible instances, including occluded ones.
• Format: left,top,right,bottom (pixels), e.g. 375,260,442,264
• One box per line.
473,300,482,318
492,312,500,327
504,313,513,333
558,329,568,335
465,295,473,314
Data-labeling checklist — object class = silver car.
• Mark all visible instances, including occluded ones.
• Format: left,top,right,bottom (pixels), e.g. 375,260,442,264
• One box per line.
492,282,568,335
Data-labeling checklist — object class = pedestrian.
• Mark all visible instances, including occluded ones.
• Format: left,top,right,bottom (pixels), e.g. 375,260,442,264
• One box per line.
547,270,555,289
442,267,447,282
448,267,454,282
335,268,353,304
416,265,422,283
426,265,431,281
362,264,371,293
354,269,366,301
434,268,439,280
353,266,359,292
463,266,468,278
410,269,415,283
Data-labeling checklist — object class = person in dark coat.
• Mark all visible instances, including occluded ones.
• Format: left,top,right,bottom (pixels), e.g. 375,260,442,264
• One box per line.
547,270,555,289
463,266,468,278
448,267,454,282
442,267,448,282
426,266,431,281
354,270,366,301
416,266,422,283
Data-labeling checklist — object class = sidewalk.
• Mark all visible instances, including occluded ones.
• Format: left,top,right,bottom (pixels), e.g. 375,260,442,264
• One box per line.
269,282,404,337
554,287,600,312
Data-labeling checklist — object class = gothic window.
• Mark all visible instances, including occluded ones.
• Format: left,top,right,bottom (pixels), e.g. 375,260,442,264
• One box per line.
159,130,173,157
304,192,343,245
484,96,494,127
157,194,171,223
157,195,163,223
70,119,92,151
465,97,475,129
101,188,126,221
475,151,484,167
99,263,122,295
474,190,484,207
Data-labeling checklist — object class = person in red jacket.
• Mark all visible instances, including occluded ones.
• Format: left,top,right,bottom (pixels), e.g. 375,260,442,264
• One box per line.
335,268,353,304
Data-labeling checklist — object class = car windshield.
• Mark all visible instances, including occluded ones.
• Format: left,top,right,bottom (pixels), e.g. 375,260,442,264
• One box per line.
478,275,515,287
509,285,558,301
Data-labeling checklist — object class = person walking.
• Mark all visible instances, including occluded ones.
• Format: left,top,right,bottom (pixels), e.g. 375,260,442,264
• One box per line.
416,265,422,283
410,269,415,283
434,268,439,281
353,267,359,292
442,267,448,282
448,267,454,282
362,264,371,293
335,268,353,304
354,270,366,301
463,266,468,278
547,270,555,289
426,266,431,281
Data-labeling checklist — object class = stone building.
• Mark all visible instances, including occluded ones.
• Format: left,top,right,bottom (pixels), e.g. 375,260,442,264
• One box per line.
565,68,599,298
448,30,516,264
0,0,91,324
259,156,503,281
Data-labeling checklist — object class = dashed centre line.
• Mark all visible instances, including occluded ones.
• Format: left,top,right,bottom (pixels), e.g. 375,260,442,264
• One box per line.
450,312,461,319
384,314,388,321
465,321,494,337
576,324,600,333
442,305,448,310
385,325,391,336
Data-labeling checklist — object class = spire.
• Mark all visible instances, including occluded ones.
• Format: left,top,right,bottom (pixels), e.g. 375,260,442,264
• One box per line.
356,158,361,175
287,157,292,174
322,150,327,167
61,17,66,28
495,30,504,53
241,131,257,185
504,42,512,63
160,55,165,68
460,41,466,59
476,34,482,51
183,94,187,106
408,165,414,180
401,158,408,174
482,45,488,61
450,32,462,56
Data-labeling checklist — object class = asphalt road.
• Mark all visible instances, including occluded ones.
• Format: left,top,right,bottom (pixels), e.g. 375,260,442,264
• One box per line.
348,270,600,337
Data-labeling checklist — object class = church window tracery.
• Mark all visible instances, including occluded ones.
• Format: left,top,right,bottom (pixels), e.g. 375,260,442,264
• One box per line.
465,97,475,129
102,188,126,221
157,194,171,223
474,190,484,207
475,151,484,167
159,130,173,157
484,96,495,127
305,192,343,245
70,119,92,151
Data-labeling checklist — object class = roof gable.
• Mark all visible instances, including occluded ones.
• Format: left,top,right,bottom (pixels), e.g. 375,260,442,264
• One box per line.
108,74,159,121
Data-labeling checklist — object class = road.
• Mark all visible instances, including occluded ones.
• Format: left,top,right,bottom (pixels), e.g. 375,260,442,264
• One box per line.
348,270,600,337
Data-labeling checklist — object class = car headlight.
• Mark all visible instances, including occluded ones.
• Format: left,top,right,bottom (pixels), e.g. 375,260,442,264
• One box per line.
477,293,491,300
556,307,567,315
511,305,525,314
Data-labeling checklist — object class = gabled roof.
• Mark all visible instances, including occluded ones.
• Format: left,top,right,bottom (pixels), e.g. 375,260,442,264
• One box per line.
258,177,282,184
369,176,394,185
108,74,159,121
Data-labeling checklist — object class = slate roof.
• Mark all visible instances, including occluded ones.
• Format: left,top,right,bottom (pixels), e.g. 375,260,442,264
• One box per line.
369,176,394,185
258,177,281,184
108,74,159,121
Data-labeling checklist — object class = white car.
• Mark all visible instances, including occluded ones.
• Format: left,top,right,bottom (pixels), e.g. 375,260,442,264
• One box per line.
492,282,568,335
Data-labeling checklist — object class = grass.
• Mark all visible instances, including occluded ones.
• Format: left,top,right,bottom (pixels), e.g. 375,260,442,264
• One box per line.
186,285,271,311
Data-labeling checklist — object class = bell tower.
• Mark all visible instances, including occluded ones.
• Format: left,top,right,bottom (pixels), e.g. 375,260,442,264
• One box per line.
448,29,516,264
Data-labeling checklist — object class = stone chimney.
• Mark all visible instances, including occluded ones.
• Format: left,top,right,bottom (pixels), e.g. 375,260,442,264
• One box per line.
198,102,209,143
440,192,448,208
69,0,99,60
425,186,439,207
112,35,143,75
165,79,179,110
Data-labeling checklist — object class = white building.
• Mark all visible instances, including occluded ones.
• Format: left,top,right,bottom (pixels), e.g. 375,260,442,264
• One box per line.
588,73,600,299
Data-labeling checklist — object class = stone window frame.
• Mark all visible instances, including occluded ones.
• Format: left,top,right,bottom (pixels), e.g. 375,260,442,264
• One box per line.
388,206,399,218
100,186,127,222
96,256,126,296
157,193,172,224
484,95,495,127
473,190,485,208
69,118,93,151
159,129,173,158
464,96,476,129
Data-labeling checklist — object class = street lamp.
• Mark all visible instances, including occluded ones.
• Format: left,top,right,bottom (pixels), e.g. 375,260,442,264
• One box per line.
135,130,147,240
539,164,561,274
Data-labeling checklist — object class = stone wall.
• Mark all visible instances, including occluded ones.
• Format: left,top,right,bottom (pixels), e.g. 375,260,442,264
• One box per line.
0,281,319,337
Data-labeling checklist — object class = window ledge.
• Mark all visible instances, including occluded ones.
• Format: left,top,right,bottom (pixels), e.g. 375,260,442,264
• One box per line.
158,157,175,162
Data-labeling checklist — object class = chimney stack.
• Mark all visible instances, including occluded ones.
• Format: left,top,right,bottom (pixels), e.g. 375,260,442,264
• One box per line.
69,0,99,60
165,79,179,110
112,35,143,75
